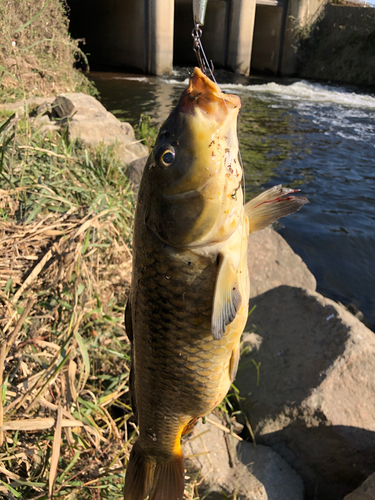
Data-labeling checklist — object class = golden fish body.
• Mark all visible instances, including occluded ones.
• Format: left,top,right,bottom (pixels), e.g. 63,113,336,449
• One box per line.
124,68,308,500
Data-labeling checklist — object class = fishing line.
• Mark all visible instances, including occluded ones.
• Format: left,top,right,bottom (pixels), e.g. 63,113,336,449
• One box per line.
192,25,217,84
194,35,246,204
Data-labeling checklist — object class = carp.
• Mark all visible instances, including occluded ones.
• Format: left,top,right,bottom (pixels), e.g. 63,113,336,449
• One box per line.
124,67,307,500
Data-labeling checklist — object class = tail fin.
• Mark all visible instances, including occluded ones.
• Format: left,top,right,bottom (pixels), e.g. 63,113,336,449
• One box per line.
124,440,185,500
245,184,308,234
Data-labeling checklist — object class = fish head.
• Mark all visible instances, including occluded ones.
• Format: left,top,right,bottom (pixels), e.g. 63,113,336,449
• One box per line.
141,67,244,248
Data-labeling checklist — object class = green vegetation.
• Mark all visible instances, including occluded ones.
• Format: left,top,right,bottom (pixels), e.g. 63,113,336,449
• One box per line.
296,4,375,85
0,0,96,102
0,112,135,498
134,114,159,150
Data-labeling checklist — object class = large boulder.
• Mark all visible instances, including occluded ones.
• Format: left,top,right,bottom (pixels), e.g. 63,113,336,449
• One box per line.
2,93,149,165
183,414,304,500
53,93,148,162
236,286,375,500
247,227,316,298
344,472,375,500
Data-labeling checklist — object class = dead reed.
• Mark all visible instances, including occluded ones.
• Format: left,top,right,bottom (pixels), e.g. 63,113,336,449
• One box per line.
0,111,137,499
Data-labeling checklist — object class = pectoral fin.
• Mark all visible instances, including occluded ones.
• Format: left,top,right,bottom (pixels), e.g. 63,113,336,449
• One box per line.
212,254,242,340
245,185,308,234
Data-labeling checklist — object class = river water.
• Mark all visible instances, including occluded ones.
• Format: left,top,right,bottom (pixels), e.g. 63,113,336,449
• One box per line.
89,69,375,331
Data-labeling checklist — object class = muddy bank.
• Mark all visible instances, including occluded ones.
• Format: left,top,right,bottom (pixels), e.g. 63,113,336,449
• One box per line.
297,4,375,85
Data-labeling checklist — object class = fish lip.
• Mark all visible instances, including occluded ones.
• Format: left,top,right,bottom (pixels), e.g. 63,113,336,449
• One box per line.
178,67,241,120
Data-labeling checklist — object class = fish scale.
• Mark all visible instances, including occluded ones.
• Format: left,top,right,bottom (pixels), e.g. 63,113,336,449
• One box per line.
131,236,246,460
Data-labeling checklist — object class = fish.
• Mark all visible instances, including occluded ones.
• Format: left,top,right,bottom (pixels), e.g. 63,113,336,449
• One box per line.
123,67,308,500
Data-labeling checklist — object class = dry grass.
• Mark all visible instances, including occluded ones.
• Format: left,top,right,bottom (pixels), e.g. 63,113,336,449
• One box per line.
0,0,96,102
0,111,137,499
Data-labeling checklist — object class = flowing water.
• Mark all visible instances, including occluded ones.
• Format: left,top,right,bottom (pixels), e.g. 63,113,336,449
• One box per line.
89,70,375,331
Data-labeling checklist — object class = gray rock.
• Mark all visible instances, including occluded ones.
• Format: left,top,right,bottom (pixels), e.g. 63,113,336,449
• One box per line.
115,141,149,166
56,92,108,117
344,472,375,500
3,93,149,164
183,414,304,500
51,95,75,119
247,227,316,298
0,97,55,117
35,101,52,117
54,93,149,161
236,286,375,500
34,119,60,136
126,156,148,196
237,441,304,500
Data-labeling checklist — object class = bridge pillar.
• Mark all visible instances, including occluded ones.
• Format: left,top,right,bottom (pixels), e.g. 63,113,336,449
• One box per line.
148,0,175,75
227,0,256,76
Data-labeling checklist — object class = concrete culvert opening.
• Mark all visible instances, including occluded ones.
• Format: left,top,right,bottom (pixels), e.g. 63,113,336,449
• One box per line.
65,0,321,77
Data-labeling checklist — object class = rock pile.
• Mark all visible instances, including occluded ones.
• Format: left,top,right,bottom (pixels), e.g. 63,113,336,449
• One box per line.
247,227,316,298
233,230,375,500
0,93,148,165
344,473,375,500
182,414,304,500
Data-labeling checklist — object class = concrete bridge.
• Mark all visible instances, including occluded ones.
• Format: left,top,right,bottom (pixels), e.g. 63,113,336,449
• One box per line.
68,0,325,77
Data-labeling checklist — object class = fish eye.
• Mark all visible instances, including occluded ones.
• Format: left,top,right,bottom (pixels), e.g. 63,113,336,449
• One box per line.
163,151,175,164
155,145,176,167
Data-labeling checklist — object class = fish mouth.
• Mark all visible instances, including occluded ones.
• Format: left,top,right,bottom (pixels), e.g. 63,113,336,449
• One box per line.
178,67,241,122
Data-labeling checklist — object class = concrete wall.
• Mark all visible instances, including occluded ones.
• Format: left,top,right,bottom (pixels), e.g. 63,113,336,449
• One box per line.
67,0,326,77
227,0,257,76
149,0,175,74
174,0,227,67
281,0,327,75
251,5,283,74
68,0,146,72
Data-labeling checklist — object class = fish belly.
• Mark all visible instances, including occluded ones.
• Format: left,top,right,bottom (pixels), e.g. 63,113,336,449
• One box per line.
131,226,246,458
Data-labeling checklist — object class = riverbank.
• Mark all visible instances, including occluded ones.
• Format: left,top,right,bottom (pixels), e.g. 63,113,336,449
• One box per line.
0,0,96,102
1,2,375,494
297,4,375,85
0,95,145,497
2,89,375,499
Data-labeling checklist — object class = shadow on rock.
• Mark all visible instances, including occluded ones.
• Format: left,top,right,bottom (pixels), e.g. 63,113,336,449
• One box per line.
236,285,375,500
260,423,375,500
183,414,304,500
